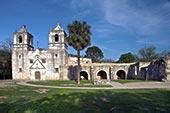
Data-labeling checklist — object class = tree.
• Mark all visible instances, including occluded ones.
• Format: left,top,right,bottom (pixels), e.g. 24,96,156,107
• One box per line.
118,52,136,63
159,50,170,58
0,38,13,79
67,20,91,84
138,45,159,62
1,38,12,57
85,46,104,62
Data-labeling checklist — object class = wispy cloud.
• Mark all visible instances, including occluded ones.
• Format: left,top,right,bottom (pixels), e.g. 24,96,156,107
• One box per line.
69,0,170,46
102,0,170,45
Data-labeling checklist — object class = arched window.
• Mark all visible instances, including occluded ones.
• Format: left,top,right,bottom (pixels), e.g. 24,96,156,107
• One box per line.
54,34,59,42
19,55,22,59
18,36,22,43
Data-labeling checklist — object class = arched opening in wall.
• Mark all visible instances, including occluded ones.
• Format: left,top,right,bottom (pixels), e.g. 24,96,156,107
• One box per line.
97,70,107,79
80,71,88,80
54,34,59,42
18,36,22,43
116,70,126,79
35,71,41,80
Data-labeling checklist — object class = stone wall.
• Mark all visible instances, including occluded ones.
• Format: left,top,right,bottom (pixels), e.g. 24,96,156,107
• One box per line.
127,59,168,81
166,55,170,81
127,62,150,80
145,59,166,81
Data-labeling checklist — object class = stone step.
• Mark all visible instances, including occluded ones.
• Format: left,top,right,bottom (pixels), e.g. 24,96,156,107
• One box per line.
109,81,124,87
166,69,170,72
166,70,170,75
93,80,111,85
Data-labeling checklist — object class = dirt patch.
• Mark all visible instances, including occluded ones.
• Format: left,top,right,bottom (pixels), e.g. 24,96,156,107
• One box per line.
33,88,49,94
0,80,17,88
0,96,8,99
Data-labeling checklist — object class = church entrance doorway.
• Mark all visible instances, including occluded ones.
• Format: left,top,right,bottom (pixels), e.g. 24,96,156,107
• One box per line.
35,71,41,80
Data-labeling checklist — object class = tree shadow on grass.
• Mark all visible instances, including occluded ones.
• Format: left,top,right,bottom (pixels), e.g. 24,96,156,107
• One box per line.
0,89,170,113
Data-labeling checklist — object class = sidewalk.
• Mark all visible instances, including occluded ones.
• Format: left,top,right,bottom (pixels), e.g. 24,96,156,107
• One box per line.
16,81,170,90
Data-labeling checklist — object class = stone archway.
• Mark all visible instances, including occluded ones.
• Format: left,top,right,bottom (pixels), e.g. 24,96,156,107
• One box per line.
97,70,107,79
116,70,126,79
35,71,41,80
80,71,88,80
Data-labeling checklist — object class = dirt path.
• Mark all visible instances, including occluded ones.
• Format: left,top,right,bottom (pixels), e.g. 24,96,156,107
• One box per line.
16,81,170,90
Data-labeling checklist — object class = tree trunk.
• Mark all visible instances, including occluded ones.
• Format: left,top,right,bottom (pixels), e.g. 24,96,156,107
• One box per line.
77,50,81,85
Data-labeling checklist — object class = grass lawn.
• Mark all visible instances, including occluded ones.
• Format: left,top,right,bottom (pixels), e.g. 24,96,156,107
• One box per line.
28,80,112,87
112,80,157,84
0,82,170,113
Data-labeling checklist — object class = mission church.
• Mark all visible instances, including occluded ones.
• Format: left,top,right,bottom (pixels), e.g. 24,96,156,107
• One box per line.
12,24,92,80
12,24,170,81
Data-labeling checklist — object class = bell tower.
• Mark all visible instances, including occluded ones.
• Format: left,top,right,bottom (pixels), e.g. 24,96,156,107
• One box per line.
12,25,34,79
13,25,34,51
48,23,68,67
48,23,67,50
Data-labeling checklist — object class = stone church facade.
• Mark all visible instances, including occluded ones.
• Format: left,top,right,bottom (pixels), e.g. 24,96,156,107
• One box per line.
12,24,170,81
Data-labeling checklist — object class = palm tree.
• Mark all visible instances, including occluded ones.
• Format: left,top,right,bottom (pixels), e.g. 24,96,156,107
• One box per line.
67,20,91,84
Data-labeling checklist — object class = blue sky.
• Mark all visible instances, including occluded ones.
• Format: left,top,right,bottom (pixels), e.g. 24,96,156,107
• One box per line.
0,0,170,60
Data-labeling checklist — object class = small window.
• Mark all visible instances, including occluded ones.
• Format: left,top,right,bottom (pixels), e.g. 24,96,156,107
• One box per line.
19,68,22,72
35,55,39,59
19,55,21,59
55,54,58,57
55,68,59,73
18,36,22,43
42,59,46,63
54,34,59,42
30,59,33,63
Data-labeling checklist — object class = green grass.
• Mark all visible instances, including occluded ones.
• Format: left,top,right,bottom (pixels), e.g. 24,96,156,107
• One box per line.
29,80,76,85
28,80,112,87
0,82,170,113
112,80,157,84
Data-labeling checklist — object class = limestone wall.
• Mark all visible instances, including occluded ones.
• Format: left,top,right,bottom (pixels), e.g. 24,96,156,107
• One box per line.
145,59,166,81
128,60,167,81
166,55,170,81
67,57,92,65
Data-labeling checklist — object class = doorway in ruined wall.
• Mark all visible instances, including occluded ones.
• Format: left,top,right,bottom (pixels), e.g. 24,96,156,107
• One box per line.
116,70,126,79
35,71,41,80
80,71,88,80
97,70,107,79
